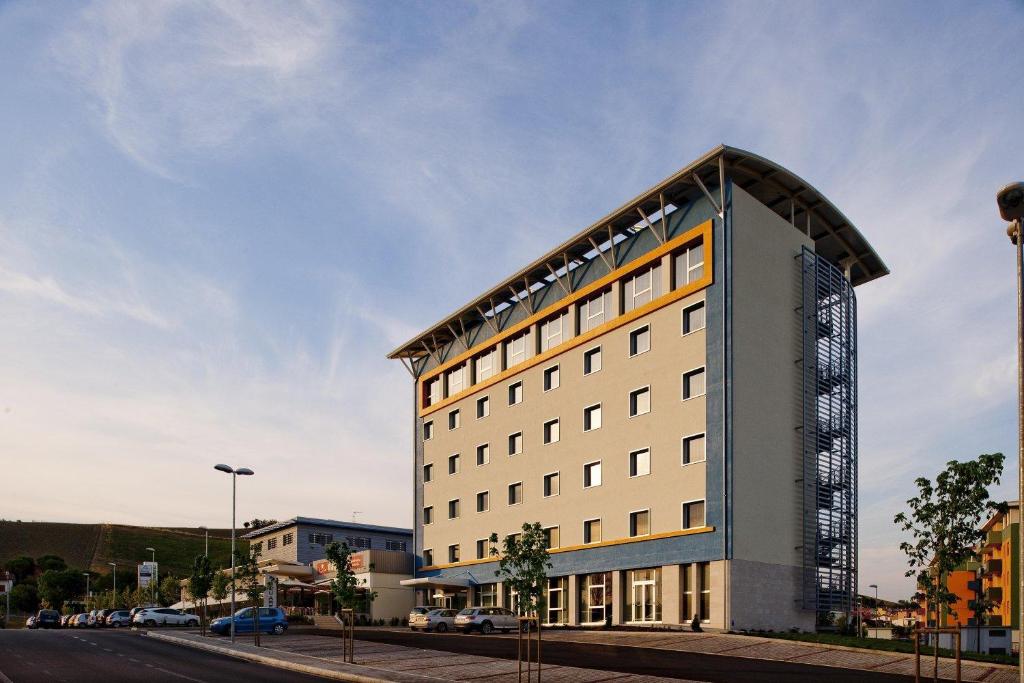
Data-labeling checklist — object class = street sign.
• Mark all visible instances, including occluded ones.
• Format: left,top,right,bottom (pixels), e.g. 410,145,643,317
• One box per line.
0,580,11,594
138,561,158,588
263,575,278,608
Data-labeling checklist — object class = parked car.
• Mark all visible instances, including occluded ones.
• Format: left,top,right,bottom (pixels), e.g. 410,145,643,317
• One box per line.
59,615,71,627
71,613,90,628
408,606,433,629
132,608,200,627
33,610,61,629
106,610,132,627
210,607,287,636
95,609,120,626
86,610,101,627
454,607,521,634
409,608,457,633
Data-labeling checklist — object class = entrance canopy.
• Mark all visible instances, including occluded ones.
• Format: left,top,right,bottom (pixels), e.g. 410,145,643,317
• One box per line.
400,576,474,589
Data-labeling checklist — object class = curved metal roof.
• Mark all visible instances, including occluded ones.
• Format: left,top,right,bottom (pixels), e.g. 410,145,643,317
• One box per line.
389,144,887,361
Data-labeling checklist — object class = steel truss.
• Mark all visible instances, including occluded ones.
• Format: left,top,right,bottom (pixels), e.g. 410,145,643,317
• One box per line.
800,247,857,626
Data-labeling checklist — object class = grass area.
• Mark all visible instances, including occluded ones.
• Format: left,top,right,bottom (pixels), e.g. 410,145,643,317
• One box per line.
0,521,102,570
747,630,1016,667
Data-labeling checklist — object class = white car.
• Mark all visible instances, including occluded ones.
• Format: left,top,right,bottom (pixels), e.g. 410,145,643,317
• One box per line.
132,608,200,627
454,607,521,634
409,608,458,632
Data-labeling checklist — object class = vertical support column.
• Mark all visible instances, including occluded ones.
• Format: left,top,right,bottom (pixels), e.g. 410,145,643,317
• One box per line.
567,300,579,339
610,280,623,319
661,564,682,625
612,571,624,625
660,253,673,295
567,574,579,625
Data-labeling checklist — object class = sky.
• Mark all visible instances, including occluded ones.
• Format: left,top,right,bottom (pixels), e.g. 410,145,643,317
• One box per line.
0,1,1022,600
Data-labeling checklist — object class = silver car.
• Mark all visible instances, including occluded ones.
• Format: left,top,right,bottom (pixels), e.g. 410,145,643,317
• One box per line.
132,608,200,627
454,607,520,634
410,608,457,633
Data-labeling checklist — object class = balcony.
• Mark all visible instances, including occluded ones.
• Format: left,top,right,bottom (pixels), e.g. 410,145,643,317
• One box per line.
985,559,1003,576
986,586,1003,603
983,530,1002,549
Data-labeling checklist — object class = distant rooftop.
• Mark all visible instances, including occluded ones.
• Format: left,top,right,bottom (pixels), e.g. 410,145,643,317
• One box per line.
241,516,413,540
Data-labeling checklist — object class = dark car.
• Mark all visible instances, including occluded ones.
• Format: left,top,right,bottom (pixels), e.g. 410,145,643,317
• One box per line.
105,610,132,627
34,609,61,629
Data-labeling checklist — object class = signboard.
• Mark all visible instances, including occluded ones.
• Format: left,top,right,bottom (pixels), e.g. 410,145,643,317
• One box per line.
263,575,278,608
0,581,11,594
350,554,364,571
314,560,331,576
138,561,158,588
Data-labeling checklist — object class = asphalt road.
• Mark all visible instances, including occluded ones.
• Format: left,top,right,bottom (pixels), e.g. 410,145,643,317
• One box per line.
0,628,325,683
344,627,952,683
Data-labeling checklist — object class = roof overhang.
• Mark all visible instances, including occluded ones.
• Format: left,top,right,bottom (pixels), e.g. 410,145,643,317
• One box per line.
388,144,888,363
399,577,474,589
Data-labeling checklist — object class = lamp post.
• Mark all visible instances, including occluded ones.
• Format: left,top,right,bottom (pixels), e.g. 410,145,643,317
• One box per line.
996,180,1024,681
214,463,254,643
107,562,117,608
145,547,157,604
199,526,209,557
82,572,90,610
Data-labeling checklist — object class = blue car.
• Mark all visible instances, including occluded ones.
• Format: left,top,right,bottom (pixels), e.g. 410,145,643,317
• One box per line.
210,607,288,636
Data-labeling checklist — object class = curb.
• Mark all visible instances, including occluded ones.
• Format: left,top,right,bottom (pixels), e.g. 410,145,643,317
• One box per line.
143,631,426,682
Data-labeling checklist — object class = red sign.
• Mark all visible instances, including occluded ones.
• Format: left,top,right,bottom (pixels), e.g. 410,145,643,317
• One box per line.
350,554,364,571
314,560,330,575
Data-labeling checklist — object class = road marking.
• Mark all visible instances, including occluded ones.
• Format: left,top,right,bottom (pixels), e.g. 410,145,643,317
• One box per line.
103,648,113,652
129,658,140,663
153,667,207,682
0,668,13,683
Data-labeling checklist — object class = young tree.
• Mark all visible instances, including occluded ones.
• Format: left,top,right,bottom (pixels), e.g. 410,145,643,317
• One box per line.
158,574,180,607
489,522,552,618
37,569,86,610
894,453,1006,629
188,555,214,636
324,541,376,616
233,546,266,646
211,570,229,617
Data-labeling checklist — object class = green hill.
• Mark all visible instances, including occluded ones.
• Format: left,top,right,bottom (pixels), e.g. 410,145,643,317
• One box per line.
0,520,246,579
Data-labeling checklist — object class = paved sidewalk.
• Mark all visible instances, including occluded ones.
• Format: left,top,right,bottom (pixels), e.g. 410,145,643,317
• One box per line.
147,631,702,683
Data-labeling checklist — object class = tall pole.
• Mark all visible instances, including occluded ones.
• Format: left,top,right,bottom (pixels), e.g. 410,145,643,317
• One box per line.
230,471,237,643
108,562,117,608
1016,216,1023,682
83,573,90,609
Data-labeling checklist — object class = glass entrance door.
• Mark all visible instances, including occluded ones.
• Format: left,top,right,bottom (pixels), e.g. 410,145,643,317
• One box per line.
631,580,656,622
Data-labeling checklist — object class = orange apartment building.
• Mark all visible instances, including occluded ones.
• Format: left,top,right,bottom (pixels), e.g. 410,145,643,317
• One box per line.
979,502,1019,628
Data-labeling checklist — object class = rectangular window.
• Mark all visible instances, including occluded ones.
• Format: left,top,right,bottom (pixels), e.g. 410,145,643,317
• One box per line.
584,518,602,544
682,301,706,334
630,510,650,537
543,365,560,391
423,421,434,440
283,533,293,546
505,332,528,368
425,378,441,407
423,506,433,525
627,567,661,623
445,363,466,397
583,346,602,375
448,453,460,475
674,241,705,288
629,325,651,357
579,572,612,624
683,500,706,529
448,499,460,519
683,565,693,622
543,471,560,497
624,264,663,312
385,539,407,552
629,386,651,417
448,409,461,430
476,443,490,466
543,418,560,444
508,381,523,406
477,396,490,419
583,461,602,488
540,313,568,352
682,433,706,465
267,538,278,550
448,544,460,563
252,541,263,555
682,368,706,400
423,463,434,482
476,539,490,560
630,448,651,477
699,562,711,622
345,536,370,549
579,290,611,333
423,549,433,566
474,349,497,382
544,526,560,550
508,431,523,456
476,490,490,512
583,403,602,431
508,482,523,505
477,582,498,607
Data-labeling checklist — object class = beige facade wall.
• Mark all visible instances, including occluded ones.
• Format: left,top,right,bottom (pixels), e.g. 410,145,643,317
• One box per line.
367,573,417,621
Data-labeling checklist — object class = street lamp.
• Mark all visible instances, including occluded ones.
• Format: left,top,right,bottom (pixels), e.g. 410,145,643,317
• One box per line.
82,572,90,610
214,463,254,643
869,584,879,604
108,565,117,610
199,526,209,557
997,180,1024,681
145,547,157,604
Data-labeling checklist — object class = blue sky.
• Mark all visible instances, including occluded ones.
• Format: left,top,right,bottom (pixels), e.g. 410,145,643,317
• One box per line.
1,1,1022,599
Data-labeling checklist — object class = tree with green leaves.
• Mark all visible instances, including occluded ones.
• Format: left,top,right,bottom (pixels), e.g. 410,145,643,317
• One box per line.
894,453,1006,630
233,546,266,646
489,522,552,618
36,568,85,610
35,555,66,573
324,541,376,616
211,569,229,617
9,583,39,613
5,556,35,582
158,574,181,607
188,555,214,636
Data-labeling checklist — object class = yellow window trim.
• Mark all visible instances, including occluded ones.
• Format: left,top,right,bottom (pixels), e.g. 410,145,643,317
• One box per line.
419,219,713,417
418,525,715,572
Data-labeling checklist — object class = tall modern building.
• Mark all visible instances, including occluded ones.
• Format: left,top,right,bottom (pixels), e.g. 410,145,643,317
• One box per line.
388,145,887,631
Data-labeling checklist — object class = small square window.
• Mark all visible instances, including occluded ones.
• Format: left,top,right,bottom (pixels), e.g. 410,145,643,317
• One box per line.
476,539,489,560
583,404,602,431
629,325,651,357
543,365,560,391
683,500,706,529
508,482,523,506
476,443,490,466
476,490,489,512
423,506,433,525
448,544,460,563
508,381,523,406
543,418,560,444
423,421,434,440
583,461,602,488
583,518,601,544
448,409,461,430
543,472,560,497
423,463,433,482
583,347,602,375
477,396,490,419
682,434,706,465
629,387,651,417
448,499,460,519
544,526,560,549
448,453,460,475
682,301,706,334
508,431,523,456
629,448,651,477
630,510,650,537
423,549,433,566
682,368,706,400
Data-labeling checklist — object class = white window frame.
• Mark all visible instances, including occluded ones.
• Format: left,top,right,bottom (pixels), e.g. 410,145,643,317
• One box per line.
685,242,705,284
583,460,602,488
681,366,706,401
476,538,491,560
629,447,651,478
682,498,706,529
423,420,434,441
448,453,460,475
446,364,466,397
423,463,434,483
475,350,496,382
508,380,524,406
579,291,607,332
448,408,461,430
583,345,602,375
583,403,602,432
681,432,707,466
629,385,651,418
681,299,706,336
543,364,560,392
540,314,565,351
505,333,527,368
476,443,490,466
448,544,460,564
477,395,490,419
629,508,651,538
476,490,490,513
543,471,560,498
543,417,560,445
628,324,651,358
448,498,460,519
508,481,524,506
583,518,602,544
423,549,433,566
426,378,441,407
423,506,433,525
628,268,654,310
508,431,523,456
544,525,560,550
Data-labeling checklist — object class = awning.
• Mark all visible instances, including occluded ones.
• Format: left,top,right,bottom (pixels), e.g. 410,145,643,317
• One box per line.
400,577,474,589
